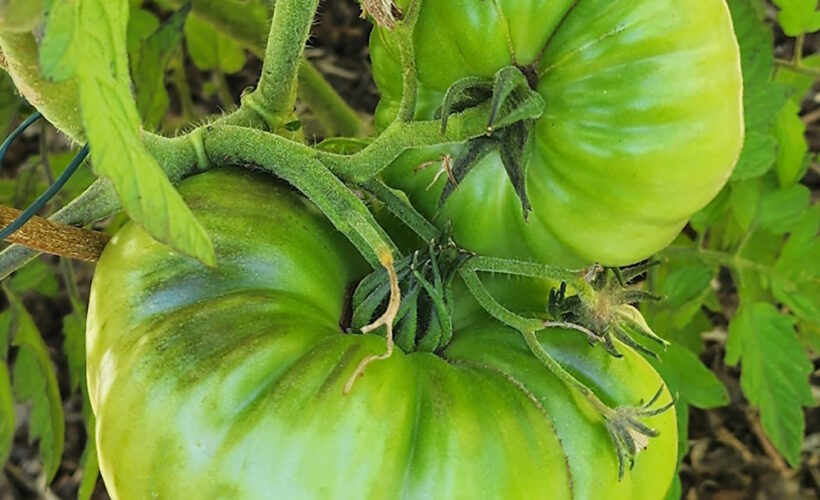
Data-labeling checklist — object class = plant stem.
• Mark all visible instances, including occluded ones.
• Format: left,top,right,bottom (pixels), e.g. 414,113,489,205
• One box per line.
200,125,396,268
458,267,612,416
774,58,820,78
322,103,492,181
245,0,320,129
165,0,365,137
393,0,422,122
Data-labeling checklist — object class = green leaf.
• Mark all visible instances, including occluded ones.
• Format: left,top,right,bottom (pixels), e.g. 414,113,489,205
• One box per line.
126,7,159,53
691,187,730,233
43,0,217,265
758,184,811,234
729,178,763,231
652,343,730,409
7,289,65,481
776,54,820,104
0,362,13,466
774,100,811,187
184,15,246,74
131,4,190,129
730,132,777,181
0,73,21,136
772,207,820,323
725,303,816,466
62,299,87,393
772,0,820,36
39,0,81,81
6,258,59,297
661,265,715,309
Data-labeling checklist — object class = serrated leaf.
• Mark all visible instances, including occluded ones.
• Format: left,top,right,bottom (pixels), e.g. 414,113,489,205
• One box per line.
728,0,773,85
184,15,246,74
661,265,715,309
725,303,816,467
0,362,13,466
774,100,811,187
66,0,216,266
62,299,86,393
691,188,730,234
7,290,65,482
39,0,81,81
7,258,59,297
730,132,777,181
776,54,820,104
758,184,811,234
772,207,820,323
131,4,190,129
729,178,763,231
126,7,159,53
772,0,820,36
0,73,21,136
652,343,730,409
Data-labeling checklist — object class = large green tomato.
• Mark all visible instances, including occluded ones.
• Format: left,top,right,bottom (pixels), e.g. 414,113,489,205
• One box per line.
87,169,676,498
372,0,744,266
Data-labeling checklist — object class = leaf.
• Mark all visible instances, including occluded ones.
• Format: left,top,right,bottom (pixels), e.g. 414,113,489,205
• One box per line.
42,0,217,265
131,4,190,128
776,54,820,105
661,265,715,309
0,73,21,136
62,299,87,393
7,289,65,481
126,7,159,53
184,15,246,74
773,100,811,187
758,184,811,234
729,178,763,231
6,258,59,297
730,132,777,181
727,0,792,182
772,0,820,36
725,303,816,466
0,362,13,466
652,343,730,409
772,207,820,323
690,188,730,233
39,0,81,81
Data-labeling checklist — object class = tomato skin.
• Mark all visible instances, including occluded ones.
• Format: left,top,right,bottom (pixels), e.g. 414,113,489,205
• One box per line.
87,169,675,498
372,0,744,266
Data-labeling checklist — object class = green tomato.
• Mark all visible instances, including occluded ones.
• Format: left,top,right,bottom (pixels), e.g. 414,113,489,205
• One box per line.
372,0,744,266
87,169,676,498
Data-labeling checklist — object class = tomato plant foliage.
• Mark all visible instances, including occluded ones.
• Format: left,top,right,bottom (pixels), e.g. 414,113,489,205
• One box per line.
0,0,816,498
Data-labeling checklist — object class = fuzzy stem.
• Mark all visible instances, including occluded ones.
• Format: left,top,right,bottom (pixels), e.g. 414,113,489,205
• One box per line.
245,0,320,129
165,0,364,137
393,0,422,122
200,125,396,268
322,103,492,181
458,267,612,417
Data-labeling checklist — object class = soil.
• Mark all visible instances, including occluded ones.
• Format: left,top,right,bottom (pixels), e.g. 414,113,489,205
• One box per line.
2,1,820,499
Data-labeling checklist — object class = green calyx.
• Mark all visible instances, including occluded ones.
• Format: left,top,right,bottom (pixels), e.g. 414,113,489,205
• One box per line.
548,263,670,359
350,234,472,353
437,66,544,218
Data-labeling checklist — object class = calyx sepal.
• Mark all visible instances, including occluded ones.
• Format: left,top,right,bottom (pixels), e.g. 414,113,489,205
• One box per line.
436,66,544,218
351,233,472,353
548,263,669,359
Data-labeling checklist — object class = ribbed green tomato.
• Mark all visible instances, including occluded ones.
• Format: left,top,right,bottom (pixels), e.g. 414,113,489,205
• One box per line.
87,169,676,498
372,0,744,266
